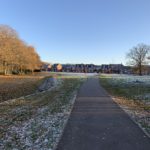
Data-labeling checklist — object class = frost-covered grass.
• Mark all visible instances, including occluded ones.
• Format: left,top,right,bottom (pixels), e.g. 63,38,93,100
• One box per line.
100,74,150,106
100,74,150,135
0,76,85,150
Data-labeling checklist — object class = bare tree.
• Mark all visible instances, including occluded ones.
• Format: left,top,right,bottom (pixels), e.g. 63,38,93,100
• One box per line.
126,43,150,75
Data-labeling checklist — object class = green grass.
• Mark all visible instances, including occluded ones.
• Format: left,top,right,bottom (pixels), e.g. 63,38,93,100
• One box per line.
100,75,149,99
100,75,150,110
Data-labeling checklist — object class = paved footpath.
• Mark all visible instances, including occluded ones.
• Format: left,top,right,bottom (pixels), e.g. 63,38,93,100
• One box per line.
56,77,150,150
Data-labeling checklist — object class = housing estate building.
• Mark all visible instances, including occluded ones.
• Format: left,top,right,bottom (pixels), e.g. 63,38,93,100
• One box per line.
49,64,101,73
100,64,124,74
42,63,148,75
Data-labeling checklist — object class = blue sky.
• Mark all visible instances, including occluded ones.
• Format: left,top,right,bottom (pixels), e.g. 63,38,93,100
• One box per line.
0,0,150,65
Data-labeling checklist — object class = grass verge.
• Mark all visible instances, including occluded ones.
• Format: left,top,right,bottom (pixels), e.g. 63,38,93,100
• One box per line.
0,76,85,150
100,74,150,136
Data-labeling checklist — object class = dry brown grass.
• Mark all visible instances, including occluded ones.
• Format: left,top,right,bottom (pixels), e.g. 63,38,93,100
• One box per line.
0,72,52,102
112,96,150,135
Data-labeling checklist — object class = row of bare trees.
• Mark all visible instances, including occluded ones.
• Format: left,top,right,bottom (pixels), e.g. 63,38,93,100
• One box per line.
0,25,41,75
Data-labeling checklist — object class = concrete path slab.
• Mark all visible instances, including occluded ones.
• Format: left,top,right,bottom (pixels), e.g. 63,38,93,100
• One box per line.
56,77,150,150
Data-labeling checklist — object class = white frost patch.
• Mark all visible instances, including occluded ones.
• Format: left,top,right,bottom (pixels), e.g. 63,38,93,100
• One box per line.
102,74,150,85
0,93,77,150
101,74,150,103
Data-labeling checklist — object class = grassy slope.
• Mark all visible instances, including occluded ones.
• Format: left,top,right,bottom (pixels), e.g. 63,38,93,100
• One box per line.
0,76,84,149
0,73,52,102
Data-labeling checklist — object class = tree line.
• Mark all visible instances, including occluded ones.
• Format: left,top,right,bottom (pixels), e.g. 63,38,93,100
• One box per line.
0,25,41,75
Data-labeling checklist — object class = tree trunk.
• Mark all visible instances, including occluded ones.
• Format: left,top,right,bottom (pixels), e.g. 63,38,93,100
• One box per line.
3,61,7,75
139,64,142,76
